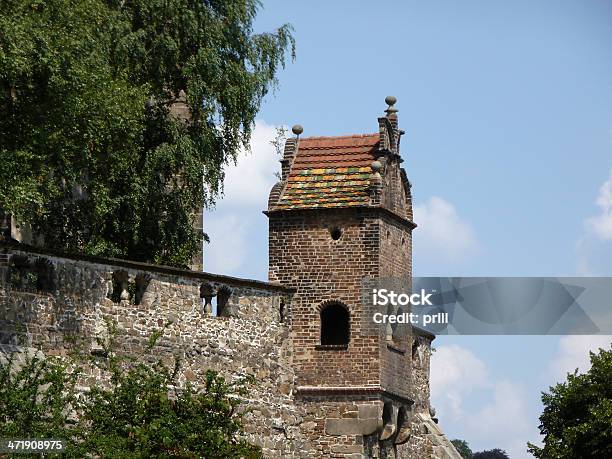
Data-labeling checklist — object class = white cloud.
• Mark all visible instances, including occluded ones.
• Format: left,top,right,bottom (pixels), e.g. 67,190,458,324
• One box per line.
431,344,536,459
218,120,282,208
431,345,490,420
584,171,612,241
203,213,248,274
546,335,611,383
465,381,532,459
577,170,612,274
414,196,479,264
204,120,283,277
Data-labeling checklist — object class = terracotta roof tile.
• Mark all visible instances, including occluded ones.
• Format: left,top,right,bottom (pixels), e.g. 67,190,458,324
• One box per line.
275,133,379,210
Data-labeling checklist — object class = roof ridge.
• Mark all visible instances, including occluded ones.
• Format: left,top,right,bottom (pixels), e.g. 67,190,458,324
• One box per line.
298,147,377,152
298,133,379,141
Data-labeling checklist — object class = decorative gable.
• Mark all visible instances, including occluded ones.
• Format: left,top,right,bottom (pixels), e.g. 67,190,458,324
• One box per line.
268,97,414,224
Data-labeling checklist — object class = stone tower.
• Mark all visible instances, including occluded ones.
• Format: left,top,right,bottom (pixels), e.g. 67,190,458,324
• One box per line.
267,98,443,457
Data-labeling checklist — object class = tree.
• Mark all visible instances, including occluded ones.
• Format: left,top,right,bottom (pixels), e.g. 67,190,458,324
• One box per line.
528,345,612,459
0,325,261,457
472,449,509,459
0,347,83,457
0,0,294,267
451,439,473,459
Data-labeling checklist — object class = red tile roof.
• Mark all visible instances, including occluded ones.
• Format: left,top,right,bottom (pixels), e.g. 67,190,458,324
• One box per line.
276,134,379,209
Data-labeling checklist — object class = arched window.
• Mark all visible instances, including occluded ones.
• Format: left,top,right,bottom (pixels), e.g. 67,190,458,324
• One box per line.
320,302,350,345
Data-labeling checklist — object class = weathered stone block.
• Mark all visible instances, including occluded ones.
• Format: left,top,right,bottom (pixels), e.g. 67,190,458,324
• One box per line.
325,418,379,436
358,404,379,419
184,369,196,381
331,444,364,454
301,421,317,431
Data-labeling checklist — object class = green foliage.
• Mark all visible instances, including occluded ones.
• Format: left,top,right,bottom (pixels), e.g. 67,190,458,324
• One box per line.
528,344,612,459
270,126,288,159
0,347,83,457
271,126,287,180
0,324,261,458
472,449,509,459
451,438,473,459
82,354,260,458
0,0,294,267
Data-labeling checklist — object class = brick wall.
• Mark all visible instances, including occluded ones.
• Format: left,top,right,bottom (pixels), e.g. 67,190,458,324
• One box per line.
269,208,381,388
378,212,414,399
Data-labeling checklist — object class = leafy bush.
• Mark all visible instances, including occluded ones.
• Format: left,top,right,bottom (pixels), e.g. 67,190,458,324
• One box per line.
0,325,261,458
0,348,83,456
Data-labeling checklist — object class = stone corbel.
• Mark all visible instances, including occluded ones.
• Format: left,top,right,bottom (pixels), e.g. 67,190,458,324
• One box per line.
200,282,216,314
380,403,398,441
395,424,412,445
111,270,130,301
134,272,152,305
394,407,412,445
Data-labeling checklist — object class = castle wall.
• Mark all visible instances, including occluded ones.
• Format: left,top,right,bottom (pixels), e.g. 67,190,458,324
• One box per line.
0,244,316,458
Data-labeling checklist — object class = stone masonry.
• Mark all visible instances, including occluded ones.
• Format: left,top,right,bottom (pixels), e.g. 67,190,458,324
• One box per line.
0,98,460,458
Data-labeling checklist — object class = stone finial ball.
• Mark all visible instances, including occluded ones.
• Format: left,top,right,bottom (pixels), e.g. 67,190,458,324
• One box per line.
385,96,397,106
371,160,382,172
292,124,304,135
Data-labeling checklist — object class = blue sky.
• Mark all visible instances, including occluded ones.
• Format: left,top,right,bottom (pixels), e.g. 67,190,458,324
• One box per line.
205,1,612,457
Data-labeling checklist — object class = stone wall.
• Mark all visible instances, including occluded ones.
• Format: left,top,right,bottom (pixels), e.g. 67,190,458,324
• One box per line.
0,244,312,458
